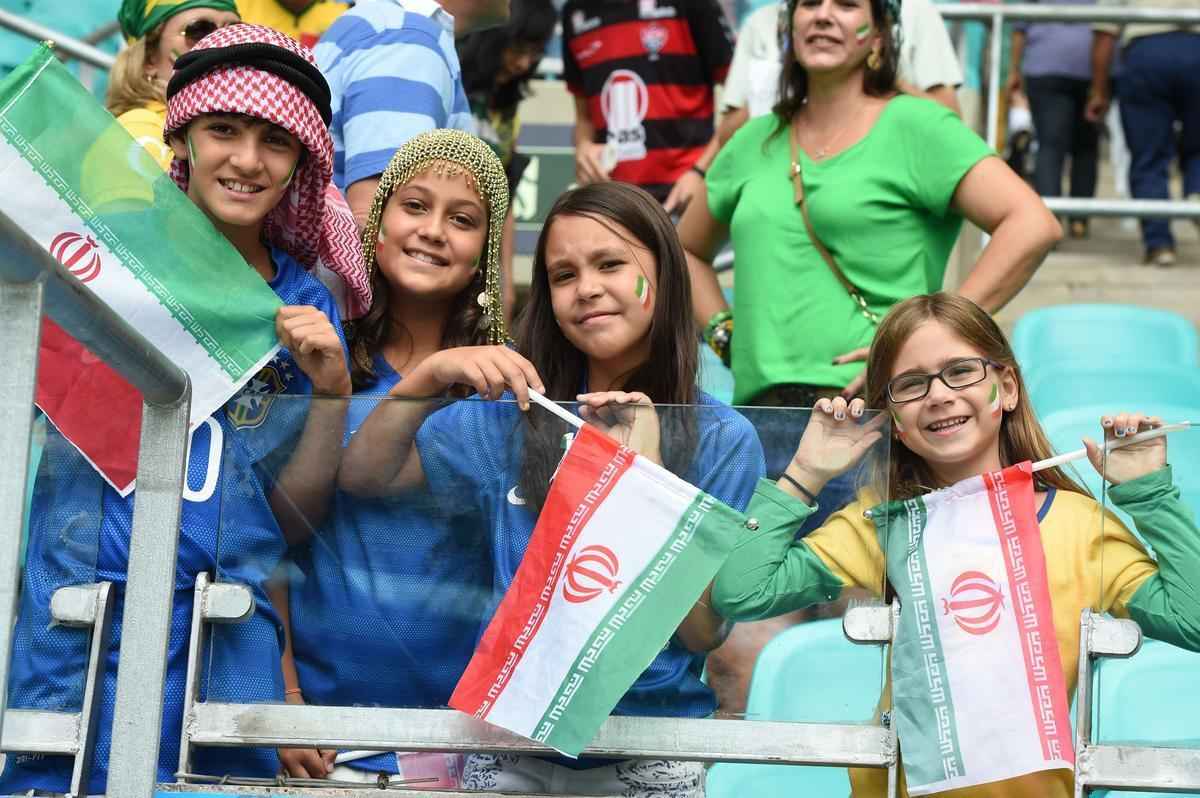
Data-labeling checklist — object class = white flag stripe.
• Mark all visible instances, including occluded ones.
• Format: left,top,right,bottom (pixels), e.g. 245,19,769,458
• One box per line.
485,462,698,734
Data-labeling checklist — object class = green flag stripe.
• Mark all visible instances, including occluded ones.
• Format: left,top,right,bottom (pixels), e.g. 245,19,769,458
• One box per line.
0,47,280,377
888,497,965,784
531,493,741,754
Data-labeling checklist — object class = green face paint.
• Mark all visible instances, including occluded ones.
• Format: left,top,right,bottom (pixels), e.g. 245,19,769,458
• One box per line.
634,274,651,308
170,48,183,61
855,23,872,42
186,133,196,167
988,382,1002,416
283,159,298,188
891,409,905,436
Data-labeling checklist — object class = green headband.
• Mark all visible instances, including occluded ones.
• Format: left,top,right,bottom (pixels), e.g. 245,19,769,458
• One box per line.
117,0,239,41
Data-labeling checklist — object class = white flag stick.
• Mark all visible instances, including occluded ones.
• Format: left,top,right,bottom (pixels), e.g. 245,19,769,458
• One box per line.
1032,421,1191,473
528,389,585,429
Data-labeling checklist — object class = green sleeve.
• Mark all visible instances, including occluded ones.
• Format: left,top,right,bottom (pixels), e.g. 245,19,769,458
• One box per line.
712,478,846,622
1112,466,1200,651
705,119,754,226
901,98,994,217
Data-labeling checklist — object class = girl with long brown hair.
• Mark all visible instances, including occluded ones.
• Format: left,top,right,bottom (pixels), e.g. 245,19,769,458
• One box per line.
713,292,1200,798
341,182,765,797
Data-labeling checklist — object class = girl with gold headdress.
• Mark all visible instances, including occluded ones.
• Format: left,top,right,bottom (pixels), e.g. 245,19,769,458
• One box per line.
279,129,510,784
340,181,765,797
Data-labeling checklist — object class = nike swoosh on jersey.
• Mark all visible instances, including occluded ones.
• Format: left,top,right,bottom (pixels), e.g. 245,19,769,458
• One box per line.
506,485,526,506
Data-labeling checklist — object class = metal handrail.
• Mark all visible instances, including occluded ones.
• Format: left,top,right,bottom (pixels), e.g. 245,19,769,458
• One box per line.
0,9,116,70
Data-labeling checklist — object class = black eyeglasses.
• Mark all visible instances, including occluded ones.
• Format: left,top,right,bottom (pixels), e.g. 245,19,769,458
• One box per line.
886,357,1004,404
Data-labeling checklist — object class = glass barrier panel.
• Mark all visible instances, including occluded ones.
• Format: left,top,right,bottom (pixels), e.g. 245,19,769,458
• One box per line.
199,396,891,788
1093,421,1200,770
1,406,109,795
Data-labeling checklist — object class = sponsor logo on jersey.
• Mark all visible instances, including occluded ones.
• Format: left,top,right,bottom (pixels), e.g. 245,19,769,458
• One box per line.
600,69,650,163
227,363,286,429
572,10,601,32
639,0,676,19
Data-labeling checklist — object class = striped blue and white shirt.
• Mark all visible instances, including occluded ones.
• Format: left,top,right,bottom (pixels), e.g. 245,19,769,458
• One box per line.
315,0,475,193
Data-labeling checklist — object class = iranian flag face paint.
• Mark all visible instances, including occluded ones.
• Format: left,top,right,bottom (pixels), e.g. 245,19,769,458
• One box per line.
988,383,1003,417
634,274,652,309
855,23,873,43
892,409,905,439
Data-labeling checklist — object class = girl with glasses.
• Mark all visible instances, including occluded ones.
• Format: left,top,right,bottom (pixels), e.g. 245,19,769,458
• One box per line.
712,292,1200,798
107,0,242,169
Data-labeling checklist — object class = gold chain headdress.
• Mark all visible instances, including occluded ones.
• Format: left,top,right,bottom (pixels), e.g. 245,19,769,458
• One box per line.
361,129,510,343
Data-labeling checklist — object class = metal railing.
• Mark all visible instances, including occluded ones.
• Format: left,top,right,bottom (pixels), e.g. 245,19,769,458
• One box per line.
0,9,116,71
0,208,192,798
941,4,1200,222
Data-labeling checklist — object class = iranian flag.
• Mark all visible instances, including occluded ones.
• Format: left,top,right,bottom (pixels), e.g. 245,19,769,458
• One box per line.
450,424,744,756
0,46,281,494
874,462,1073,795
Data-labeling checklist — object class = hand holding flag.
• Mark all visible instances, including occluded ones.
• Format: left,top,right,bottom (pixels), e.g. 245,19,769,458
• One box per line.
576,390,661,463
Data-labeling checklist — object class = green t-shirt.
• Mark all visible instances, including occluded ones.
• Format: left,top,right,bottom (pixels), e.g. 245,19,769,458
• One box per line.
707,95,994,404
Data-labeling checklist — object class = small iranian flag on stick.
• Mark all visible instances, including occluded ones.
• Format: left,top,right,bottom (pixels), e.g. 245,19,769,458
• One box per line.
0,46,282,494
450,424,743,756
874,462,1073,795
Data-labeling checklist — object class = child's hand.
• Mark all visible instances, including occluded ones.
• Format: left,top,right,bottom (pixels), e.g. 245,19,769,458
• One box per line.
276,306,351,396
577,391,661,462
789,397,886,494
415,346,544,409
1083,412,1167,485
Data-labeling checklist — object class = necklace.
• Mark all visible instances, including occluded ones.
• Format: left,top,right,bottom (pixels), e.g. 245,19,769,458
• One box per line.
798,116,849,160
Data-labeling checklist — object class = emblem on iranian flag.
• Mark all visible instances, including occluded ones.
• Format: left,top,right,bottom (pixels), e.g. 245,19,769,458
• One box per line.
563,544,622,603
942,570,1006,636
50,231,102,283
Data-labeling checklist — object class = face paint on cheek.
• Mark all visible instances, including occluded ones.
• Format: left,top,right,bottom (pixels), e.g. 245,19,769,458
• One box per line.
283,159,298,188
988,382,1002,417
891,409,905,438
855,23,872,43
170,48,183,61
186,134,197,168
634,274,651,309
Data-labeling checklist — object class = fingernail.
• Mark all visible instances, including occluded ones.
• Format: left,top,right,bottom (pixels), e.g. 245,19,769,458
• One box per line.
853,407,863,417
1116,427,1124,437
1127,426,1137,435
835,412,845,420
1102,418,1112,427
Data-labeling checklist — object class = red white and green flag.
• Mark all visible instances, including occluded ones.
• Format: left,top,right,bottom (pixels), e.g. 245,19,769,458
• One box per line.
873,462,1073,794
450,424,743,756
0,46,281,494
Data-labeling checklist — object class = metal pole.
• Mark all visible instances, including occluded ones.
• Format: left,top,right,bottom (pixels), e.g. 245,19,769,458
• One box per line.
985,8,1003,152
0,9,115,70
0,275,43,749
105,388,191,798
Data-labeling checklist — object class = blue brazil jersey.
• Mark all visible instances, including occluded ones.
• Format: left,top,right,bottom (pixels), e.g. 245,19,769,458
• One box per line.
415,391,765,725
288,357,492,775
1,248,346,795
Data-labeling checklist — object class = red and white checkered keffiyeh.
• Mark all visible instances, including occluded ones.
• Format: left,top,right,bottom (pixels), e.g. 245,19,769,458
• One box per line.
164,23,370,318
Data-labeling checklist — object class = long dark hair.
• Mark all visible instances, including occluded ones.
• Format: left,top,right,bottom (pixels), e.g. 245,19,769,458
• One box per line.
516,182,699,511
772,0,901,127
458,0,556,113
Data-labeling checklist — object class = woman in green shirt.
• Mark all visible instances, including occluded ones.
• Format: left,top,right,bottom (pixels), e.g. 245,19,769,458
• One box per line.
680,0,1059,447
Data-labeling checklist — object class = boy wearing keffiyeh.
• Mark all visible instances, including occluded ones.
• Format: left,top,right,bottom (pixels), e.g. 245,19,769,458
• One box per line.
0,23,369,794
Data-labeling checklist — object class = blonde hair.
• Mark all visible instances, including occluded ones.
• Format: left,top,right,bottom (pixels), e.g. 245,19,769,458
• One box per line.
106,32,166,117
865,293,1090,501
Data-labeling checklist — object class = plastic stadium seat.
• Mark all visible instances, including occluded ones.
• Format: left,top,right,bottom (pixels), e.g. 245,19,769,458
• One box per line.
1026,365,1200,419
706,619,883,798
1040,403,1200,532
1013,305,1198,387
1090,638,1200,798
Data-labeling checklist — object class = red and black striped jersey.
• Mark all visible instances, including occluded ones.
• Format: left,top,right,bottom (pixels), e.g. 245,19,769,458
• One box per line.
563,0,734,203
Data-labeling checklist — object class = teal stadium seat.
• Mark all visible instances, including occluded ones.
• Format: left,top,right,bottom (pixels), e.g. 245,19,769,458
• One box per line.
697,287,736,405
1041,403,1200,535
1012,305,1198,390
706,618,883,798
1026,365,1200,419
1090,638,1200,798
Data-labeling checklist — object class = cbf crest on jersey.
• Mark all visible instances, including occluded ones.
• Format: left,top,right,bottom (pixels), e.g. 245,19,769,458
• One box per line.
227,358,293,429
